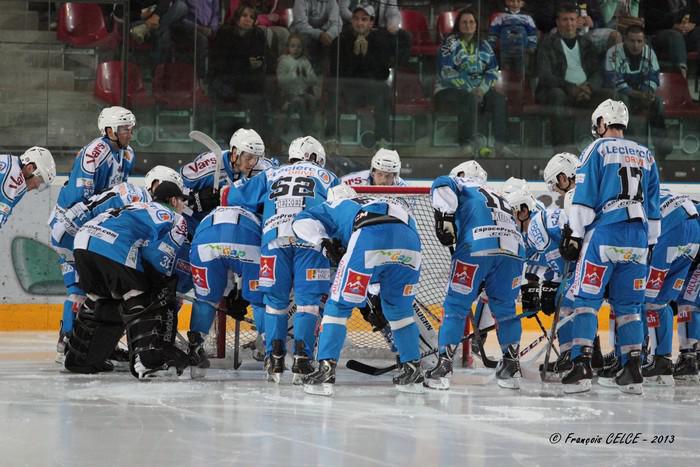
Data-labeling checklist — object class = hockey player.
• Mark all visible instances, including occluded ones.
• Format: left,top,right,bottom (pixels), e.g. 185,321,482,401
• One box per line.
226,136,340,383
341,148,406,186
450,160,488,183
51,166,183,361
179,128,265,221
674,240,700,382
49,106,136,354
559,99,660,395
543,152,578,195
66,181,190,378
428,165,526,390
636,189,699,385
293,185,425,395
187,205,266,378
0,146,56,228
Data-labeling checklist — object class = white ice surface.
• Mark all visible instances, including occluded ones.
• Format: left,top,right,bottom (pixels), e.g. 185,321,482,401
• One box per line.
0,332,698,467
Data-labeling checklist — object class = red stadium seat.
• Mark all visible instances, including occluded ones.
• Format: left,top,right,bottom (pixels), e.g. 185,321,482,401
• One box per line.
277,8,294,28
399,10,437,56
56,2,119,49
658,72,700,118
393,69,431,143
436,11,457,43
153,62,209,109
94,61,155,108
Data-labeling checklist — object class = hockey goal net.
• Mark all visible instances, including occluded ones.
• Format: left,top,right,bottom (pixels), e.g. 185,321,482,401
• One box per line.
205,186,471,364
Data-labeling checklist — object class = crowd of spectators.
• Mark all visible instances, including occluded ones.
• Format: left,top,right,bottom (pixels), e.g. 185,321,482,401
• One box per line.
103,0,698,158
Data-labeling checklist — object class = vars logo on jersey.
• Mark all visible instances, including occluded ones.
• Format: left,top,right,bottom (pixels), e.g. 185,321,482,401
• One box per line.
580,261,607,295
450,260,479,295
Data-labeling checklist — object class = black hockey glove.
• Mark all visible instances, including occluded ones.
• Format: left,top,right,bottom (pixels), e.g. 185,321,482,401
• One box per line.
188,188,220,213
520,281,540,316
320,238,345,265
540,281,560,316
224,285,249,321
358,293,388,332
559,224,582,262
434,210,456,246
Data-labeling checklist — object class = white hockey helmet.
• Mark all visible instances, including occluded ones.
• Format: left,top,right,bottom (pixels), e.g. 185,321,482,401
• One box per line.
288,136,326,167
501,177,529,195
20,146,56,191
326,184,357,204
450,160,487,183
371,148,401,174
591,99,629,138
505,188,537,213
144,165,184,192
97,106,136,135
229,128,265,157
543,152,578,192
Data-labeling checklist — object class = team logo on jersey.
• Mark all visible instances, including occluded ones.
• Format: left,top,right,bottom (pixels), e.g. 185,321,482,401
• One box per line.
342,269,371,303
601,246,645,263
317,170,331,184
191,265,209,294
646,310,660,328
403,284,418,296
249,280,259,291
175,258,190,274
306,268,330,281
259,256,276,287
633,278,645,290
580,261,607,295
450,261,479,295
645,267,668,298
677,308,691,323
155,209,173,222
673,278,685,291
512,276,522,289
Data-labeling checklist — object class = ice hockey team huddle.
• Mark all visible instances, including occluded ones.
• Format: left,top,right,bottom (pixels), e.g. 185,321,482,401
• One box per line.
4,98,700,397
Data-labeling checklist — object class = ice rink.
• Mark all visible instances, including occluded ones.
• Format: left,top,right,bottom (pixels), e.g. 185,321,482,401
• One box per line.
1,332,698,467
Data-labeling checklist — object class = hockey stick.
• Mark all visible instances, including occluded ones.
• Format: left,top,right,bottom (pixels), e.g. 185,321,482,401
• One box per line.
189,130,223,193
177,293,256,326
469,298,498,368
534,314,559,358
540,261,571,382
233,318,242,369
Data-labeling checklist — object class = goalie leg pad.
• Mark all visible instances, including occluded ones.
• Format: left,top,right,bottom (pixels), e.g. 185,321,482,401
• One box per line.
64,298,124,374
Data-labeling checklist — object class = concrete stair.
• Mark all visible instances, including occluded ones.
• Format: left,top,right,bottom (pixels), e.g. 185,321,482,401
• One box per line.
0,8,39,30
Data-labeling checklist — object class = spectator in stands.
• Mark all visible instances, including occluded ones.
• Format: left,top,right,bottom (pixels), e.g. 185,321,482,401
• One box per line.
277,33,320,136
605,25,673,158
291,0,341,71
488,0,538,74
599,0,644,31
118,1,189,65
339,1,411,65
172,0,221,78
209,3,270,138
646,0,692,78
536,3,613,150
434,8,513,157
229,0,293,57
325,4,392,147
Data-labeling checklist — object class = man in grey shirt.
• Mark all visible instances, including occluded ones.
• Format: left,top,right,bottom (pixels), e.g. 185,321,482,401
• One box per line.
291,0,341,69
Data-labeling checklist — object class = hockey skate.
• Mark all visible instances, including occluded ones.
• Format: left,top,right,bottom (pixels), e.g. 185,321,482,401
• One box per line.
496,346,522,389
561,347,593,394
265,339,285,383
109,346,131,372
303,359,337,396
188,331,210,379
393,360,426,394
591,336,604,370
597,358,622,388
131,344,189,380
642,355,674,386
673,350,699,383
291,340,314,385
424,346,455,390
538,349,572,379
615,351,643,394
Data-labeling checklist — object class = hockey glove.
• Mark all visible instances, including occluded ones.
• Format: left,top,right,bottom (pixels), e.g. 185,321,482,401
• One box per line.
520,282,540,316
188,188,220,213
320,238,345,265
358,293,388,332
434,210,456,246
559,224,582,262
540,281,560,316
224,286,249,321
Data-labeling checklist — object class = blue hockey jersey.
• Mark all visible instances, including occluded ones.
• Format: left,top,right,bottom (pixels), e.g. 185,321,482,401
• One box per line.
658,188,698,233
226,161,339,245
432,175,524,257
293,196,418,248
526,208,567,280
570,137,660,244
180,150,245,192
74,201,188,276
54,136,136,213
0,154,28,229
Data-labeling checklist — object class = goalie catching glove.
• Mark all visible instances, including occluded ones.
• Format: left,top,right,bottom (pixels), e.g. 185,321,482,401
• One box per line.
434,210,456,246
320,238,345,265
188,188,220,213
